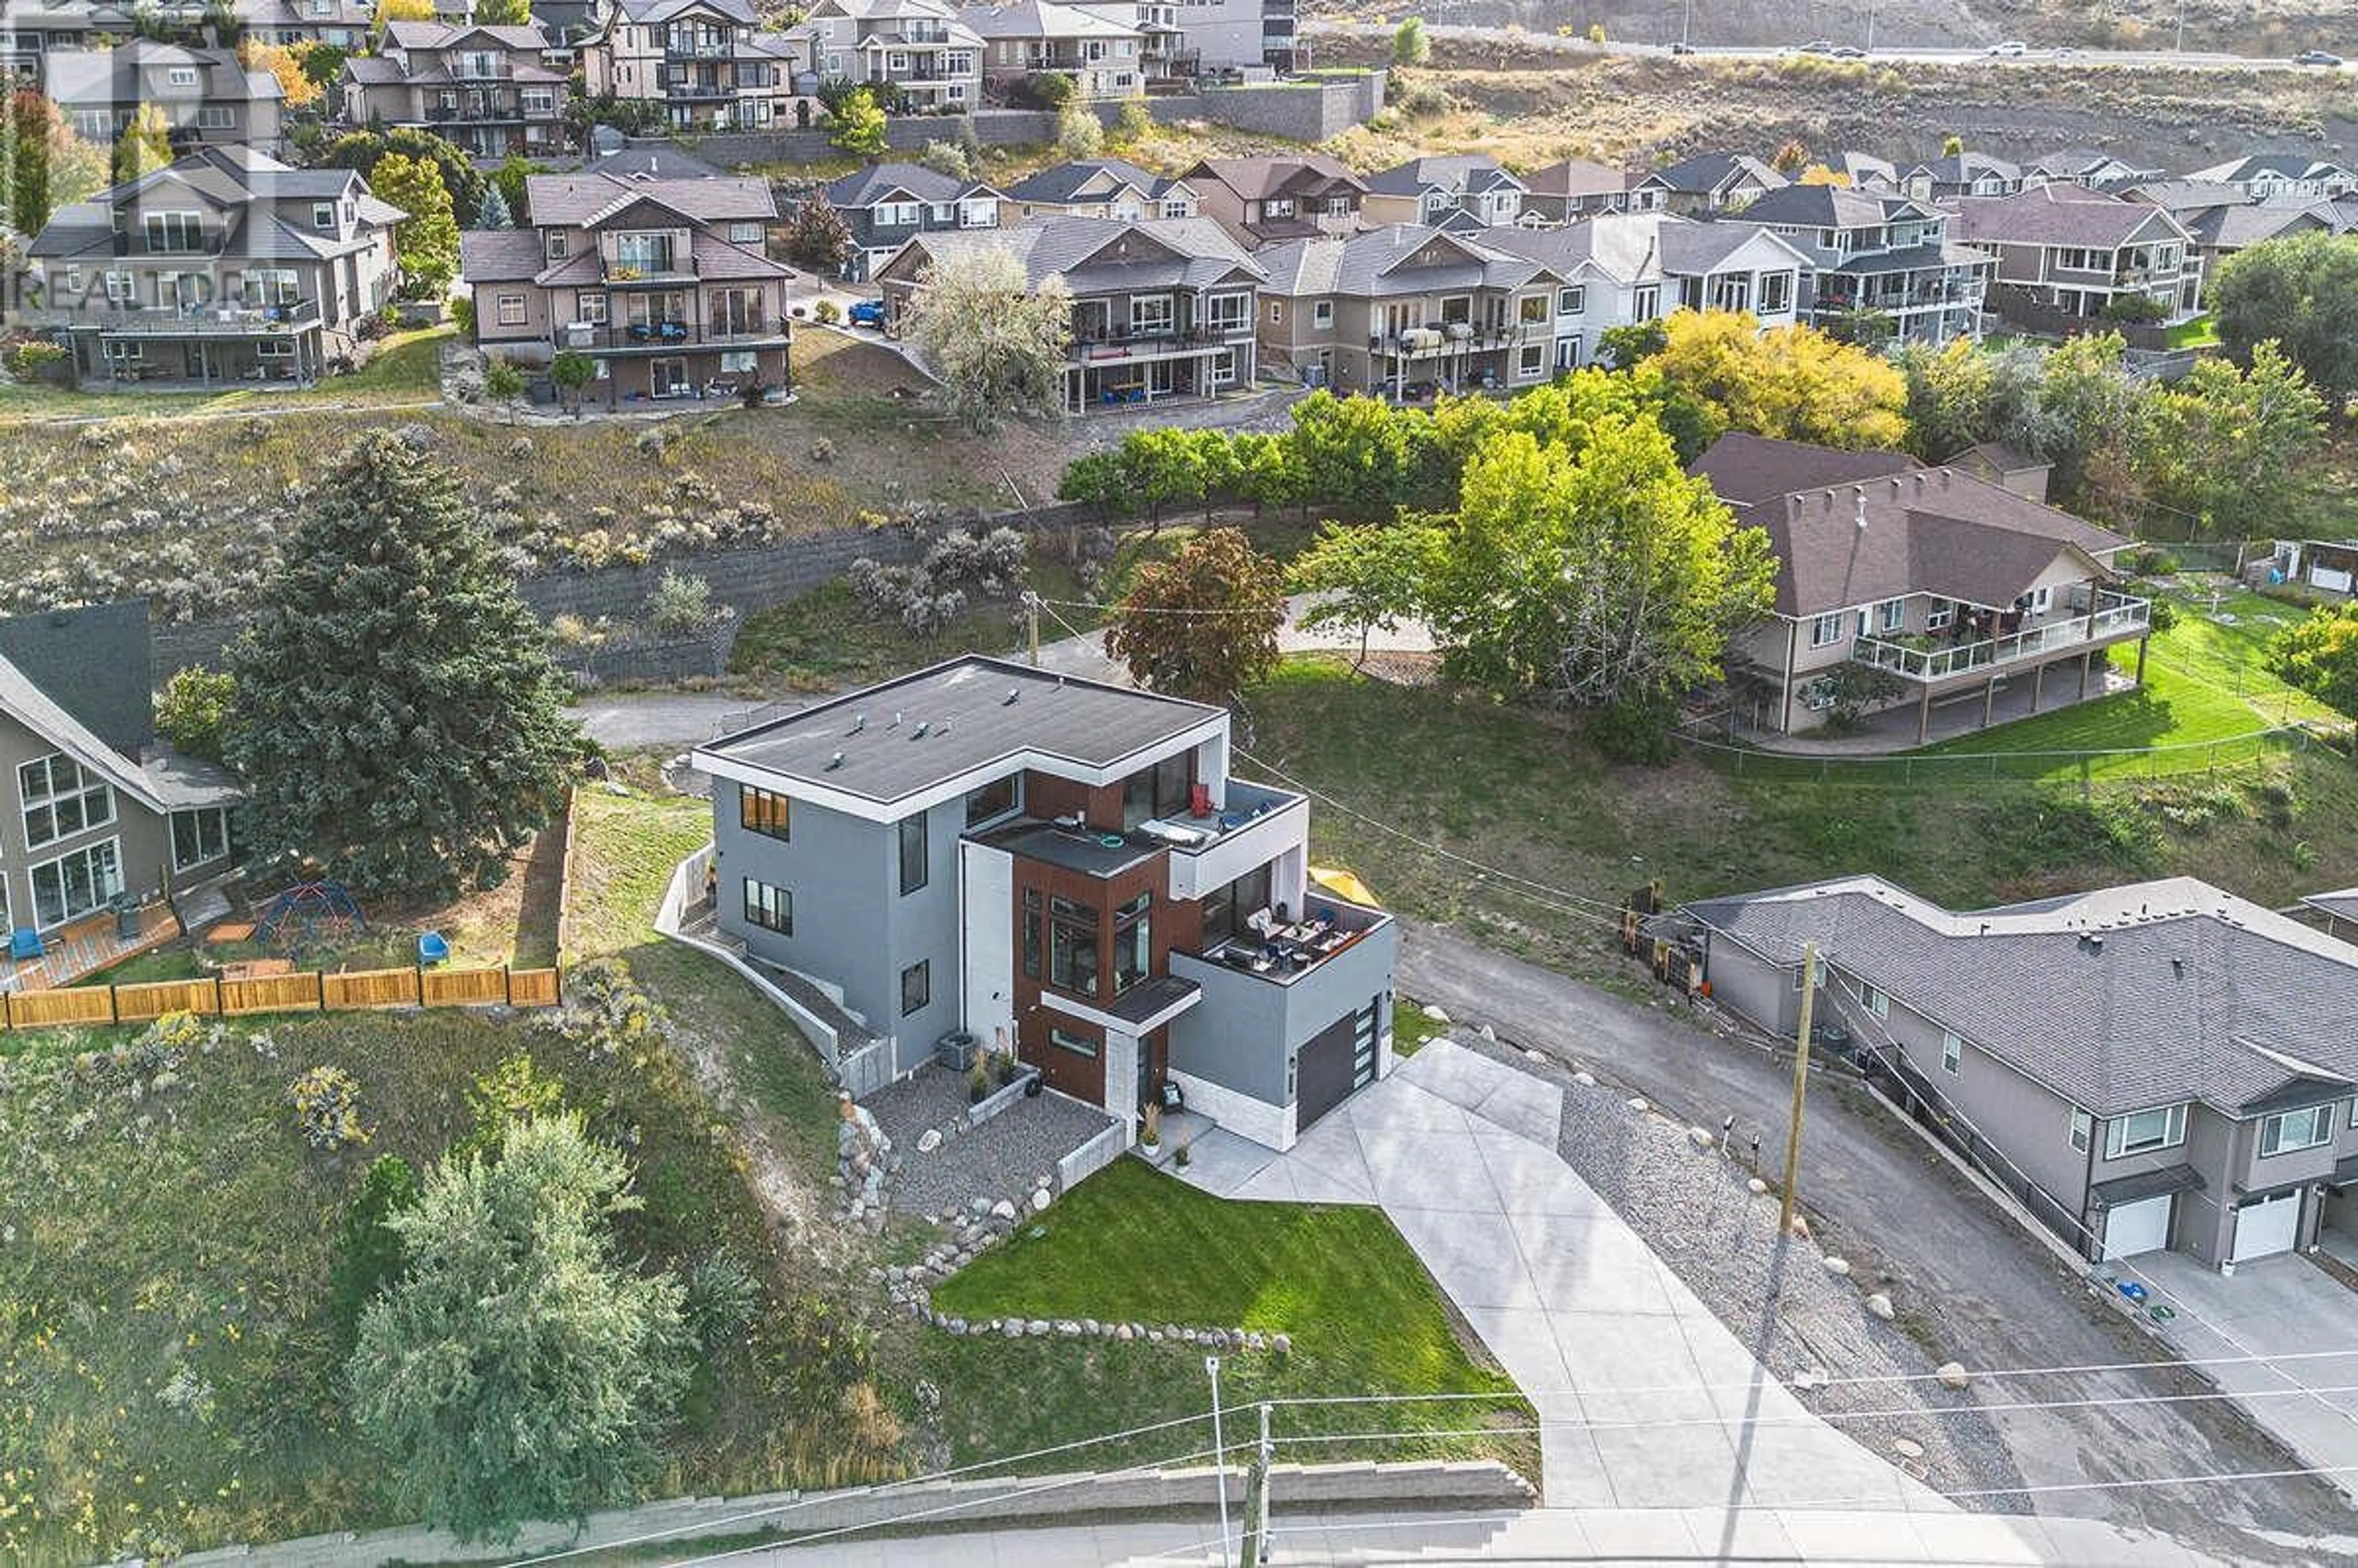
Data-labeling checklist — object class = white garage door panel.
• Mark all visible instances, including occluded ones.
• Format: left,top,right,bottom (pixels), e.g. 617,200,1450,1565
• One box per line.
2104,1193,2173,1260
2233,1192,2302,1262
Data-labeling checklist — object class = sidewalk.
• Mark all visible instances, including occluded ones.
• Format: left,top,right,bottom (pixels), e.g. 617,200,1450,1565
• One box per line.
724,1504,2239,1565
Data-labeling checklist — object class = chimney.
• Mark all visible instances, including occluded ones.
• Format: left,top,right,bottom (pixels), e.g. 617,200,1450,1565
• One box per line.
1888,477,1903,499
1854,486,1867,529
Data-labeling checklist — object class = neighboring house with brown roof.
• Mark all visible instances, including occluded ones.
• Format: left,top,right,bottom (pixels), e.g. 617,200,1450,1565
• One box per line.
1942,441,2052,500
1950,185,2204,332
459,167,792,406
1180,153,1366,248
1660,873,2358,1270
583,0,807,131
236,0,375,48
1692,431,2147,740
1001,158,1199,223
1517,158,1662,223
46,39,284,157
21,146,402,384
873,215,1263,413
339,21,574,159
2180,153,2357,202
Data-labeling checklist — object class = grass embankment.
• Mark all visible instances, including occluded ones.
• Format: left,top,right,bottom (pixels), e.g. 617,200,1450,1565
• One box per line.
922,1160,1533,1476
1244,654,2358,980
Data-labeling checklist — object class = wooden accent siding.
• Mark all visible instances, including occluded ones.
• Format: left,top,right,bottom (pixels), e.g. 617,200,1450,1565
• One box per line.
1022,770,1123,831
1006,846,1181,1108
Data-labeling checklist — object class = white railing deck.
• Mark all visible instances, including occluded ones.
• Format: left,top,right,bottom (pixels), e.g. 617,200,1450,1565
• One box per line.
1850,592,2150,683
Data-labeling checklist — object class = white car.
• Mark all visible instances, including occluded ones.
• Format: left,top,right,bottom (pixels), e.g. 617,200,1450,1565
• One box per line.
1986,39,2027,56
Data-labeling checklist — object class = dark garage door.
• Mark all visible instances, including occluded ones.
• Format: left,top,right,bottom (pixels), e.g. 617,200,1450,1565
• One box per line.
1296,999,1380,1133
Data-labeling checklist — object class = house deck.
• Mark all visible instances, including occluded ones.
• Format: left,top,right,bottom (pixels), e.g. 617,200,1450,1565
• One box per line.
4,903,182,993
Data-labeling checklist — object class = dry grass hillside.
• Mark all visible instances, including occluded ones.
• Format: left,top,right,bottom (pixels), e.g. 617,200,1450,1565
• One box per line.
1310,0,2356,55
1314,36,2358,176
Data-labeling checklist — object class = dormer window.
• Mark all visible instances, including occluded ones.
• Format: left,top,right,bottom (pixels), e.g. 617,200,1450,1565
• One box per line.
166,66,196,85
314,201,336,229
143,212,203,252
547,231,569,260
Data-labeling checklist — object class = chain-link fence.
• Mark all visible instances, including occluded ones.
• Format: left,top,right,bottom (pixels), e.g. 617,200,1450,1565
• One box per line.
1673,724,2337,789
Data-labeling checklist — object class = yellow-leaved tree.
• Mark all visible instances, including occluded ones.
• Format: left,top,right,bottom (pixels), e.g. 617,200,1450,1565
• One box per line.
1641,309,1909,451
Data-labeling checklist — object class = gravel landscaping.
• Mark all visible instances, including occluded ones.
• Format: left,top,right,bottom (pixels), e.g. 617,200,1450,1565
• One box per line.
1456,1030,2031,1512
865,1063,1118,1221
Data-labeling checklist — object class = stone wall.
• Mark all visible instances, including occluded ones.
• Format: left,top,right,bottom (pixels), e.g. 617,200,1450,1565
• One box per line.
661,111,1057,169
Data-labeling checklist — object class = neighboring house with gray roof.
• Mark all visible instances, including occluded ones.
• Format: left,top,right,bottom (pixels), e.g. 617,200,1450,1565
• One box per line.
1517,157,1661,223
817,161,1005,281
1635,150,1786,216
1179,153,1366,247
582,0,806,131
21,146,401,384
693,654,1398,1150
46,39,284,157
0,602,240,972
1480,213,1810,366
339,21,574,158
1900,152,2023,203
1359,155,1528,231
1950,185,2204,331
460,166,792,405
793,0,982,112
2022,147,2161,190
236,0,375,47
1253,223,1569,398
959,0,1156,99
1736,184,1992,347
1692,431,2147,739
2180,153,2357,202
1001,158,1199,222
874,215,1261,411
1662,873,2358,1270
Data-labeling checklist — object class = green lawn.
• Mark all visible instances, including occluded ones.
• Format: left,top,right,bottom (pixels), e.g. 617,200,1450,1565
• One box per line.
1391,999,1450,1055
921,1160,1532,1475
1245,655,2358,980
2165,315,2221,350
0,326,449,427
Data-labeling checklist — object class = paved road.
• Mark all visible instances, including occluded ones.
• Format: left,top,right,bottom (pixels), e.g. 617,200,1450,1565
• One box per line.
1394,920,2358,1565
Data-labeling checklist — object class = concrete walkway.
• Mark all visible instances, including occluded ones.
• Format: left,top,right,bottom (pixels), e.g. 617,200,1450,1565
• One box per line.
722,1504,2237,1565
1174,1039,1947,1515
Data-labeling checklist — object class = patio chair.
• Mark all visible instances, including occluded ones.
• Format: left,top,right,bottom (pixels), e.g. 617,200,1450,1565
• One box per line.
416,931,451,966
8,928,41,962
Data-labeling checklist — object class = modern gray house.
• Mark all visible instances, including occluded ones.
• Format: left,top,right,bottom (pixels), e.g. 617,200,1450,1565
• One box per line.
692,656,1397,1147
1661,874,2358,1273
0,603,241,968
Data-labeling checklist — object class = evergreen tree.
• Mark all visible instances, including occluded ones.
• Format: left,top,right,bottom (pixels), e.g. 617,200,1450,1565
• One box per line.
780,190,854,271
476,182,514,230
224,428,579,898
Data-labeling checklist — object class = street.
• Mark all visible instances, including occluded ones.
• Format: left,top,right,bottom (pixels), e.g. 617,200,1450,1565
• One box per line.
1396,920,2358,1563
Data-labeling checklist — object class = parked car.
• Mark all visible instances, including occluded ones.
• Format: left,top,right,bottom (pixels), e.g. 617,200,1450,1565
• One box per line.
1669,41,1694,55
2294,48,2343,65
848,298,887,328
1986,39,2027,56
1829,44,1866,58
1794,37,1835,53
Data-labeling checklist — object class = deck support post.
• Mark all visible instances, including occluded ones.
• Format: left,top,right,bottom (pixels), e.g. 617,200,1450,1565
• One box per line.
2134,634,2150,688
1982,677,1998,730
2032,659,2046,714
2079,648,2094,700
1916,683,1932,746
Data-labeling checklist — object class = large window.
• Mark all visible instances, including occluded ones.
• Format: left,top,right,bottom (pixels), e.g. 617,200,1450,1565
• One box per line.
1048,1026,1098,1058
1022,888,1043,978
170,807,230,871
2105,1103,2188,1159
1200,860,1273,946
612,231,676,272
31,838,122,928
900,959,930,1015
2260,1104,2333,1158
1048,894,1099,995
1762,270,1794,313
1113,892,1150,995
741,786,791,840
20,753,114,849
143,212,203,252
964,774,1021,828
742,877,792,933
1121,751,1191,828
1808,613,1846,648
1204,292,1249,333
898,813,928,895
1940,1031,1961,1075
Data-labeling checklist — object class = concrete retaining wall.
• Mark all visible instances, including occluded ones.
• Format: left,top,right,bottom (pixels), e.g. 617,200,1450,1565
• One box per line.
1056,1119,1129,1192
173,1460,1531,1568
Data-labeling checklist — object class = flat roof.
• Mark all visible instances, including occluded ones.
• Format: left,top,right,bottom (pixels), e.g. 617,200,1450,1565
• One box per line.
984,820,1164,879
702,656,1220,806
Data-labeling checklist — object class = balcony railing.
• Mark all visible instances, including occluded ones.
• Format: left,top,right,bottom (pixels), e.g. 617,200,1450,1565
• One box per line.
559,319,782,350
93,298,321,336
1188,896,1393,988
1074,322,1235,357
1376,322,1531,358
1848,590,2150,683
666,39,733,58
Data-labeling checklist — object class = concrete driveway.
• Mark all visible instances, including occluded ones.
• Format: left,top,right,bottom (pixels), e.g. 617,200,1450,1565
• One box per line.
1175,1039,1947,1515
2129,1250,2358,1501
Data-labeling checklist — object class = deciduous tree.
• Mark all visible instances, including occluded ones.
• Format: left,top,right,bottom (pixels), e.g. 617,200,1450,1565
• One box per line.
828,85,887,155
112,102,174,184
1290,520,1423,669
780,189,854,270
2134,341,2324,537
369,150,461,293
1103,527,1286,702
240,40,323,107
317,126,484,217
223,428,578,898
1055,97,1103,159
473,0,529,23
2211,231,2358,417
1644,310,1909,450
347,1115,688,1542
901,246,1072,430
2273,602,2358,718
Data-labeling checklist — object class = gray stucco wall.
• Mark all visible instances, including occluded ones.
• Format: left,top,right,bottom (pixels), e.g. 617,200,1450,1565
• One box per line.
712,783,963,1078
1169,917,1395,1108
0,707,199,936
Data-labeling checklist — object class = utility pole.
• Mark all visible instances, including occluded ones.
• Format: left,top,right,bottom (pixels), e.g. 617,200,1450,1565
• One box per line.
1780,942,1818,1235
1679,0,1692,49
1025,591,1041,667
1865,2,1875,53
1241,1402,1274,1567
1207,1356,1232,1568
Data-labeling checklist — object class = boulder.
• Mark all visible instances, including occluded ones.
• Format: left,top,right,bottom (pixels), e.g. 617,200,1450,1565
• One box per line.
1572,1070,1597,1087
1627,1096,1649,1112
1030,1188,1053,1213
1026,1319,1051,1337
1424,1004,1450,1024
1116,1323,1135,1341
991,1199,1018,1221
1866,1293,1896,1322
1937,1362,1970,1391
1891,1437,1925,1462
1689,1127,1715,1151
1271,1333,1291,1356
1746,1178,1769,1195
1823,1256,1851,1278
917,1128,943,1155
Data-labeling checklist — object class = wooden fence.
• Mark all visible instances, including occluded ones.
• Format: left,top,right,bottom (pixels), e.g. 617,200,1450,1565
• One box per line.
0,964,563,1033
